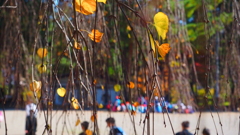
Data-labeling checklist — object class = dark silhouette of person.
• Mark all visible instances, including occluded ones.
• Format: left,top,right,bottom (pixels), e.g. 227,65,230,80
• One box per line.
176,121,193,135
79,121,95,135
106,117,126,135
25,110,37,135
202,128,210,135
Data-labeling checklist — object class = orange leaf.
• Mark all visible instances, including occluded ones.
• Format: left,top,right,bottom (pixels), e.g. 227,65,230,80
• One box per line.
75,0,96,15
157,43,170,58
137,77,143,82
131,110,136,116
133,102,139,107
37,48,47,58
90,115,97,122
75,119,81,126
127,82,135,89
93,79,97,85
29,80,42,92
88,29,104,42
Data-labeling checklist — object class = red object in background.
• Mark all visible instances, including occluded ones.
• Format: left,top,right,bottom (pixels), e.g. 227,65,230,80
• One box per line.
106,104,111,109
195,62,201,67
195,62,205,73
185,109,189,114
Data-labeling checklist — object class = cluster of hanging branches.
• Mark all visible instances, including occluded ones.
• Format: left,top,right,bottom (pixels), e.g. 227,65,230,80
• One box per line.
0,0,240,135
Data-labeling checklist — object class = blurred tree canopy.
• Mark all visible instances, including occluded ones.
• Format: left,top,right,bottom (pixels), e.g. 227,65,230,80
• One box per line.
0,0,239,112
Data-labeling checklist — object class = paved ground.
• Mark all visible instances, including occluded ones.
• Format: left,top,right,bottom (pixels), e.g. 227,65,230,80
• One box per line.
0,111,239,135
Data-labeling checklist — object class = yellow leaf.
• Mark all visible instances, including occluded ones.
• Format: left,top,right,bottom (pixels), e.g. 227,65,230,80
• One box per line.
75,119,81,126
29,80,42,92
71,97,80,109
37,64,47,73
126,25,131,31
157,43,170,58
96,0,107,4
153,12,169,40
114,84,121,92
88,29,104,42
75,0,96,15
45,125,51,130
149,32,156,53
57,87,66,97
127,33,131,38
127,82,135,89
48,101,53,106
98,103,103,108
74,40,81,50
37,48,48,58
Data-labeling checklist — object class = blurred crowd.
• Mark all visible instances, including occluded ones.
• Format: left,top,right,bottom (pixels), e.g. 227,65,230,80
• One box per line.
105,96,194,114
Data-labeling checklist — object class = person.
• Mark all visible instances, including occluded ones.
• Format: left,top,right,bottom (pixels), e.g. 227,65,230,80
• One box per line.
176,121,193,135
202,128,210,135
25,110,37,135
106,117,126,135
113,96,121,112
79,121,94,135
154,96,162,113
25,99,37,117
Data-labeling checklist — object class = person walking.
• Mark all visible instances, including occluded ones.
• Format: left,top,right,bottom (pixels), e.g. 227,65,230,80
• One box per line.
79,121,95,135
25,110,37,135
202,128,210,135
176,121,193,135
25,99,38,117
106,117,126,135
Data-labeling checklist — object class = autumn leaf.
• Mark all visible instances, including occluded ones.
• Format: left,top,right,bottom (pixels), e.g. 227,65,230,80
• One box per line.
37,64,47,73
93,79,97,85
131,110,136,116
88,29,104,42
157,43,170,58
37,48,47,58
114,84,121,92
96,0,107,4
71,97,80,109
74,39,81,50
29,80,42,92
133,102,139,107
126,25,131,31
98,104,103,108
153,12,169,40
75,119,81,126
90,115,96,122
127,82,135,89
101,85,104,90
149,31,156,53
57,87,66,97
75,0,96,15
